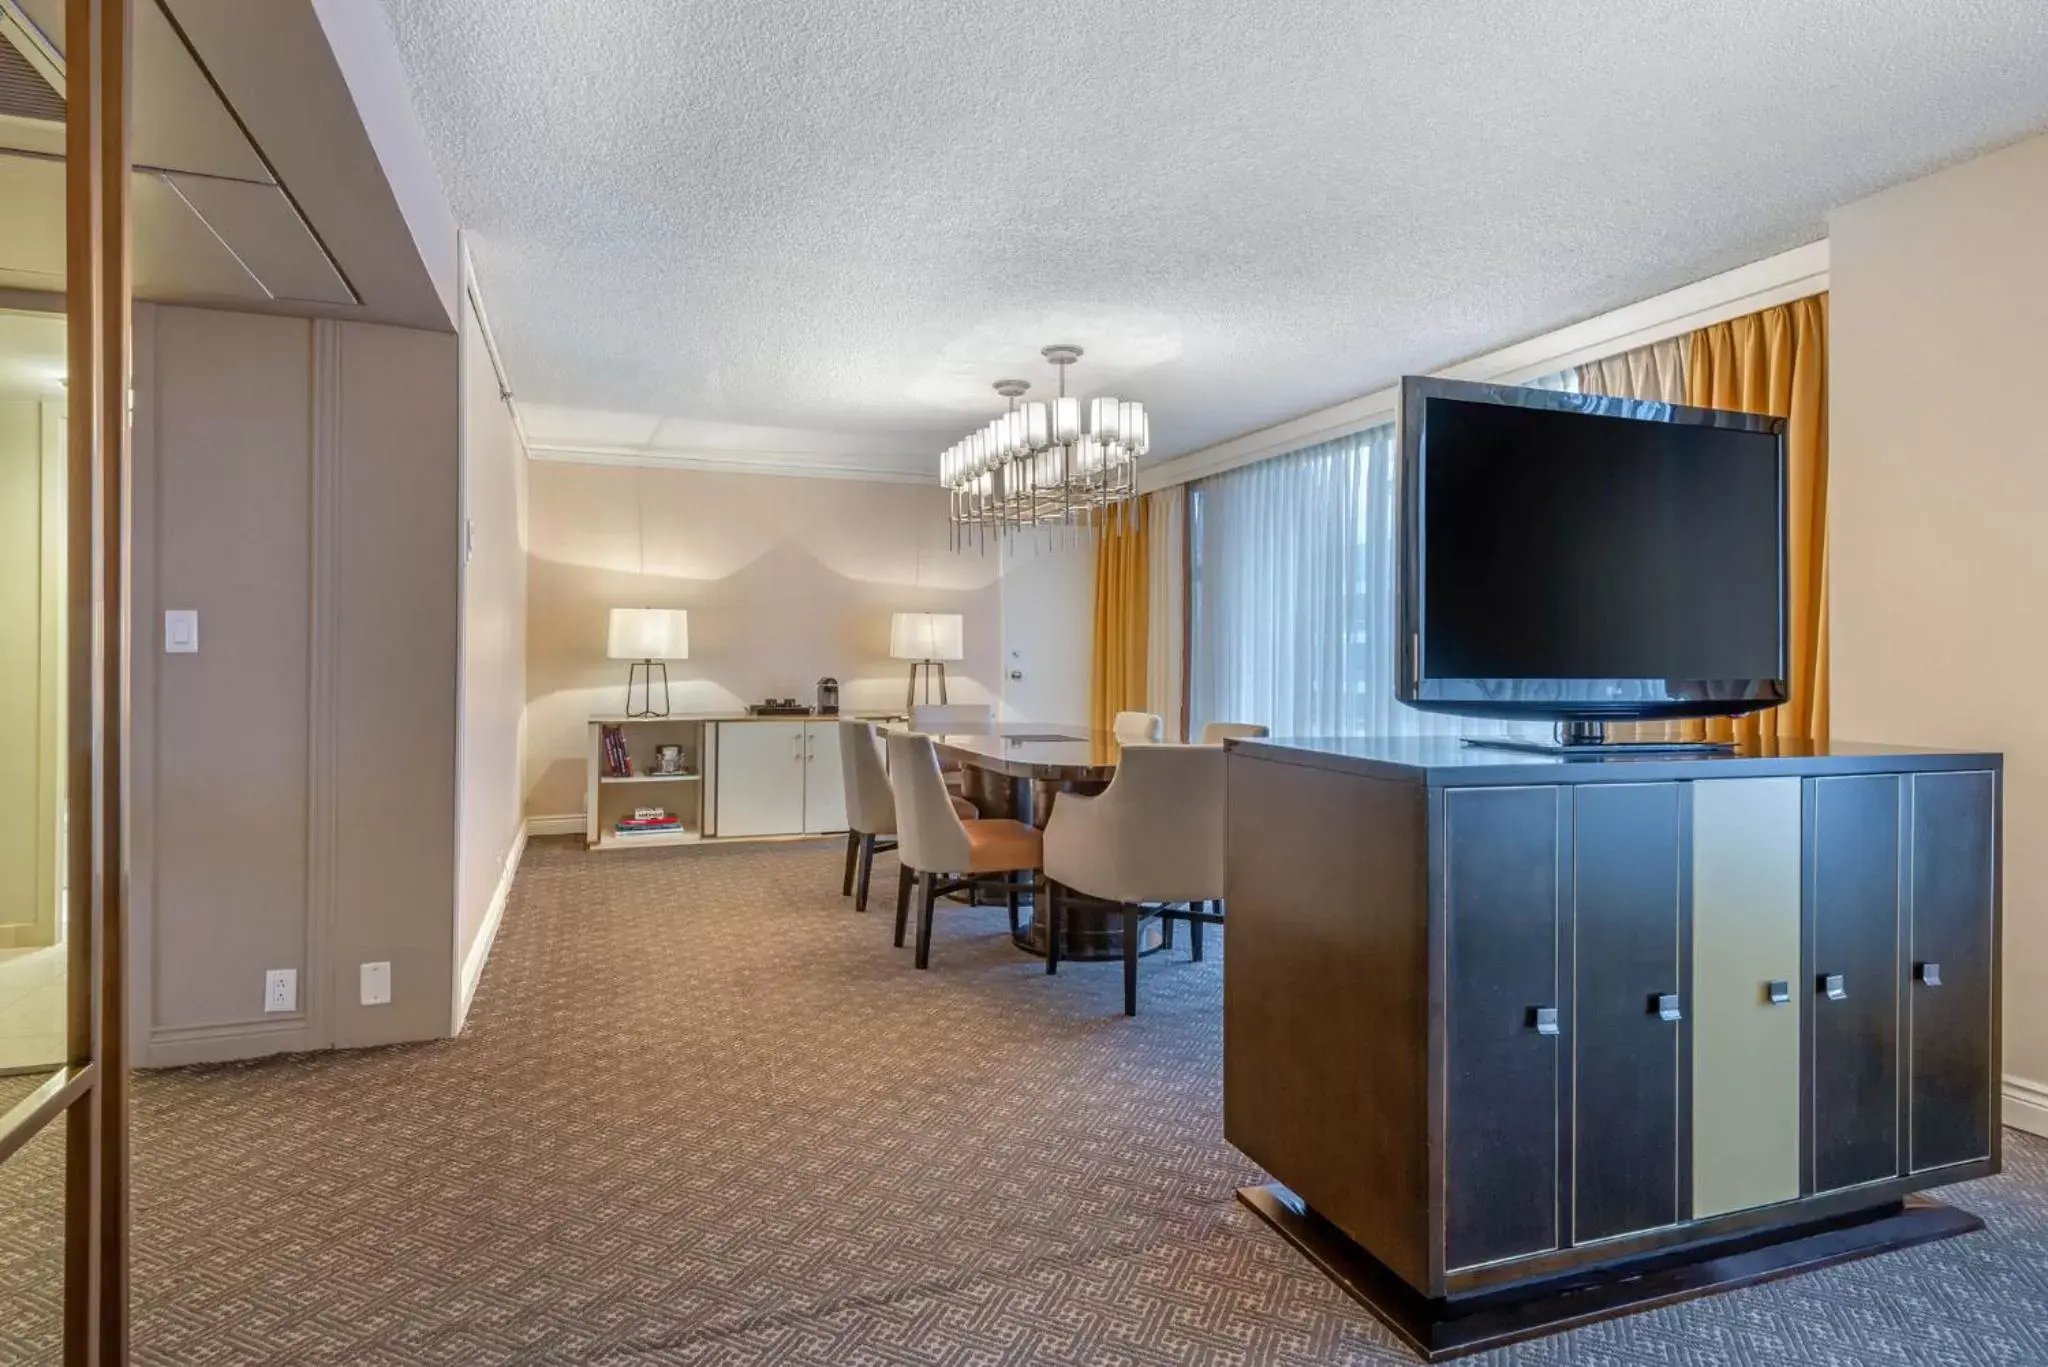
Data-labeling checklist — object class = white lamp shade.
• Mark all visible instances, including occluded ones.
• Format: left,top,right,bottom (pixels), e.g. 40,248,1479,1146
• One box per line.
608,608,689,661
889,611,964,662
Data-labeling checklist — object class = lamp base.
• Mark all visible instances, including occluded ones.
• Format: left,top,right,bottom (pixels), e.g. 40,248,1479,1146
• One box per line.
905,661,949,712
625,660,670,718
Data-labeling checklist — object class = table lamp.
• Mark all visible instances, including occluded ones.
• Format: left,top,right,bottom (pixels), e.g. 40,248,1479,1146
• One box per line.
889,611,964,710
608,608,689,717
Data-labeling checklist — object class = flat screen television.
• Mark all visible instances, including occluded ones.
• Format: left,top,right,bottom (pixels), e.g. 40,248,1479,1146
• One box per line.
1397,376,1788,737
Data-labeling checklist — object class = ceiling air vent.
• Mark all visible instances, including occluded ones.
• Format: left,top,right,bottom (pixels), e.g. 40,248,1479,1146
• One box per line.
0,21,64,123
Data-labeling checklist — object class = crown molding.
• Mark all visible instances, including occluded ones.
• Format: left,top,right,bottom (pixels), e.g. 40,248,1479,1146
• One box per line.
1144,239,1830,492
527,441,932,485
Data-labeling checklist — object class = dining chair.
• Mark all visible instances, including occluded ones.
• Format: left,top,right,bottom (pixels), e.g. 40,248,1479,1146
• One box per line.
1112,711,1165,743
887,732,1044,969
1200,721,1269,744
1041,743,1226,1015
910,703,994,731
838,721,976,912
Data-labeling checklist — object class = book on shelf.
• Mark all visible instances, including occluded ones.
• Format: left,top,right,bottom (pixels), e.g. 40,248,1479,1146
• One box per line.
601,724,632,776
615,808,679,833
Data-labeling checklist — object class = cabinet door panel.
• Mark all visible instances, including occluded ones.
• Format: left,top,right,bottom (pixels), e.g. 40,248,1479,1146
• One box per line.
1572,782,1684,1243
1909,770,1996,1172
1444,785,1563,1272
1691,777,1802,1218
803,722,848,833
1808,774,1902,1193
714,723,807,837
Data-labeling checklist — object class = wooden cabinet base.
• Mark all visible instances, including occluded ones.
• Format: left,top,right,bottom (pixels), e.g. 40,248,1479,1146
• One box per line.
1238,1182,1982,1362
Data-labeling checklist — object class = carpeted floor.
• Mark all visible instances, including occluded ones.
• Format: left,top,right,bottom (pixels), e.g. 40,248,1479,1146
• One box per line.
4,835,2047,1364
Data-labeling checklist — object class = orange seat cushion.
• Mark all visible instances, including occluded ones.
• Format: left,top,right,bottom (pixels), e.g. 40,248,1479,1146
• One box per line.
962,818,1043,874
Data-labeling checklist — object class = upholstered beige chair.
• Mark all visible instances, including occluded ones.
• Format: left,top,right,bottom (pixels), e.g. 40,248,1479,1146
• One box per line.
886,732,1043,969
1112,710,1165,743
1042,743,1226,1015
1200,721,1269,744
839,722,975,911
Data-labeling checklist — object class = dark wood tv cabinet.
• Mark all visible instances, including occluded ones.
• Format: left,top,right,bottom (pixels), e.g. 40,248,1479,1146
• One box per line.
1223,737,2001,1361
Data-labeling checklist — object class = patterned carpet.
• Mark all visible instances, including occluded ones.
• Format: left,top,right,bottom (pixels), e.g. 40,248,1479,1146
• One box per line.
3,835,2047,1364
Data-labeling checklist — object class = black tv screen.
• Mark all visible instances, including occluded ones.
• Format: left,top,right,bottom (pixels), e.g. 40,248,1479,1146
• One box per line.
1398,377,1788,722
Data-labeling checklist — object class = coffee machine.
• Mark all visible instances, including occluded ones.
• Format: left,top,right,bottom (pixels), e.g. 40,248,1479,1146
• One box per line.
816,677,840,715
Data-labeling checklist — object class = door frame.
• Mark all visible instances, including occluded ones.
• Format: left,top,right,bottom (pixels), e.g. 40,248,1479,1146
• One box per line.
0,0,133,1361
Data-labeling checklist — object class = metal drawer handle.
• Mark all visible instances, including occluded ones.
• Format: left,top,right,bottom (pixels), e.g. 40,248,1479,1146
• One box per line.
1821,973,1847,1001
1530,1006,1560,1036
1654,993,1683,1023
1917,962,1942,988
1766,980,1792,1006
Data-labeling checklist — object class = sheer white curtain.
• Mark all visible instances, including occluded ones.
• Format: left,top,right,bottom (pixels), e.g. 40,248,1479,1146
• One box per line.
1577,337,1688,402
1144,485,1187,740
1188,424,1539,740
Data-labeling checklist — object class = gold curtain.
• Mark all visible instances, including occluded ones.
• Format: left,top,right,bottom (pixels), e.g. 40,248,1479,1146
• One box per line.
1687,294,1830,749
1089,496,1151,735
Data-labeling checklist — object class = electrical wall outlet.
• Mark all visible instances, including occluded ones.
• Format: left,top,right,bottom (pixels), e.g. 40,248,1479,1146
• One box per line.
263,968,297,1013
360,961,392,1006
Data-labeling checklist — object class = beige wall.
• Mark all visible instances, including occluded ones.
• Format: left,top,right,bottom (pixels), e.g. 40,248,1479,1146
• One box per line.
130,303,461,1064
0,396,59,946
1828,130,2048,1124
525,463,1006,818
455,287,527,1014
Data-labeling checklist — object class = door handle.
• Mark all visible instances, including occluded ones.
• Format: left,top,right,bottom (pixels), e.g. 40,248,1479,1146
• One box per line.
1916,962,1942,987
1766,980,1792,1005
1529,1006,1560,1036
1820,973,1847,1001
1654,993,1683,1022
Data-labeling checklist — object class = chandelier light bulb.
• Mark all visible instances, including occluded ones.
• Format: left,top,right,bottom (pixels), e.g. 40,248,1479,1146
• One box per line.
1090,397,1119,446
1023,401,1050,451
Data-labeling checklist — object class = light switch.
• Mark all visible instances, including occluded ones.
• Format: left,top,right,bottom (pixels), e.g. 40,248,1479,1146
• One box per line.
164,609,199,654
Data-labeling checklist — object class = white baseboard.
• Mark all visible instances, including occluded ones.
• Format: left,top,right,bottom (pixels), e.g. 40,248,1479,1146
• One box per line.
525,813,584,837
2004,1075,2048,1139
453,824,528,1035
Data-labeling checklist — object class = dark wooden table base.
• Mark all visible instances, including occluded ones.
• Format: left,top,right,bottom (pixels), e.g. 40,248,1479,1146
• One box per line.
1011,898,1166,961
1237,1183,1984,1362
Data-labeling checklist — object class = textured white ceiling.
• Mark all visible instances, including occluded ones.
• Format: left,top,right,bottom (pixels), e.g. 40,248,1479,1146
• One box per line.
382,0,2048,467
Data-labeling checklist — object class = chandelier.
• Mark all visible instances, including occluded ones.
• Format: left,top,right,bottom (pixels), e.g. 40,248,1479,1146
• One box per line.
940,345,1149,550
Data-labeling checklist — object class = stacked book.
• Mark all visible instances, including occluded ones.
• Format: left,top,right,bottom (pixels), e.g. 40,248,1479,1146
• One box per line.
614,806,681,838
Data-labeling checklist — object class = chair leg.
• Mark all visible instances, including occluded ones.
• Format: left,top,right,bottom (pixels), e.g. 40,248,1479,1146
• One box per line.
1161,912,1175,951
1191,903,1205,963
1006,871,1021,935
1123,904,1140,1016
893,866,914,947
841,830,861,897
1045,881,1062,975
854,835,877,912
914,871,939,970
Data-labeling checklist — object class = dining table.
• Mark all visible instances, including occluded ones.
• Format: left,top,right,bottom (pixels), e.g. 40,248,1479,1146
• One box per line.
899,721,1165,962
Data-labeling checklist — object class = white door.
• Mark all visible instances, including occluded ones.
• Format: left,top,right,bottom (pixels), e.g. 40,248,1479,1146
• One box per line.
714,722,806,836
802,722,847,833
998,537,1095,723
